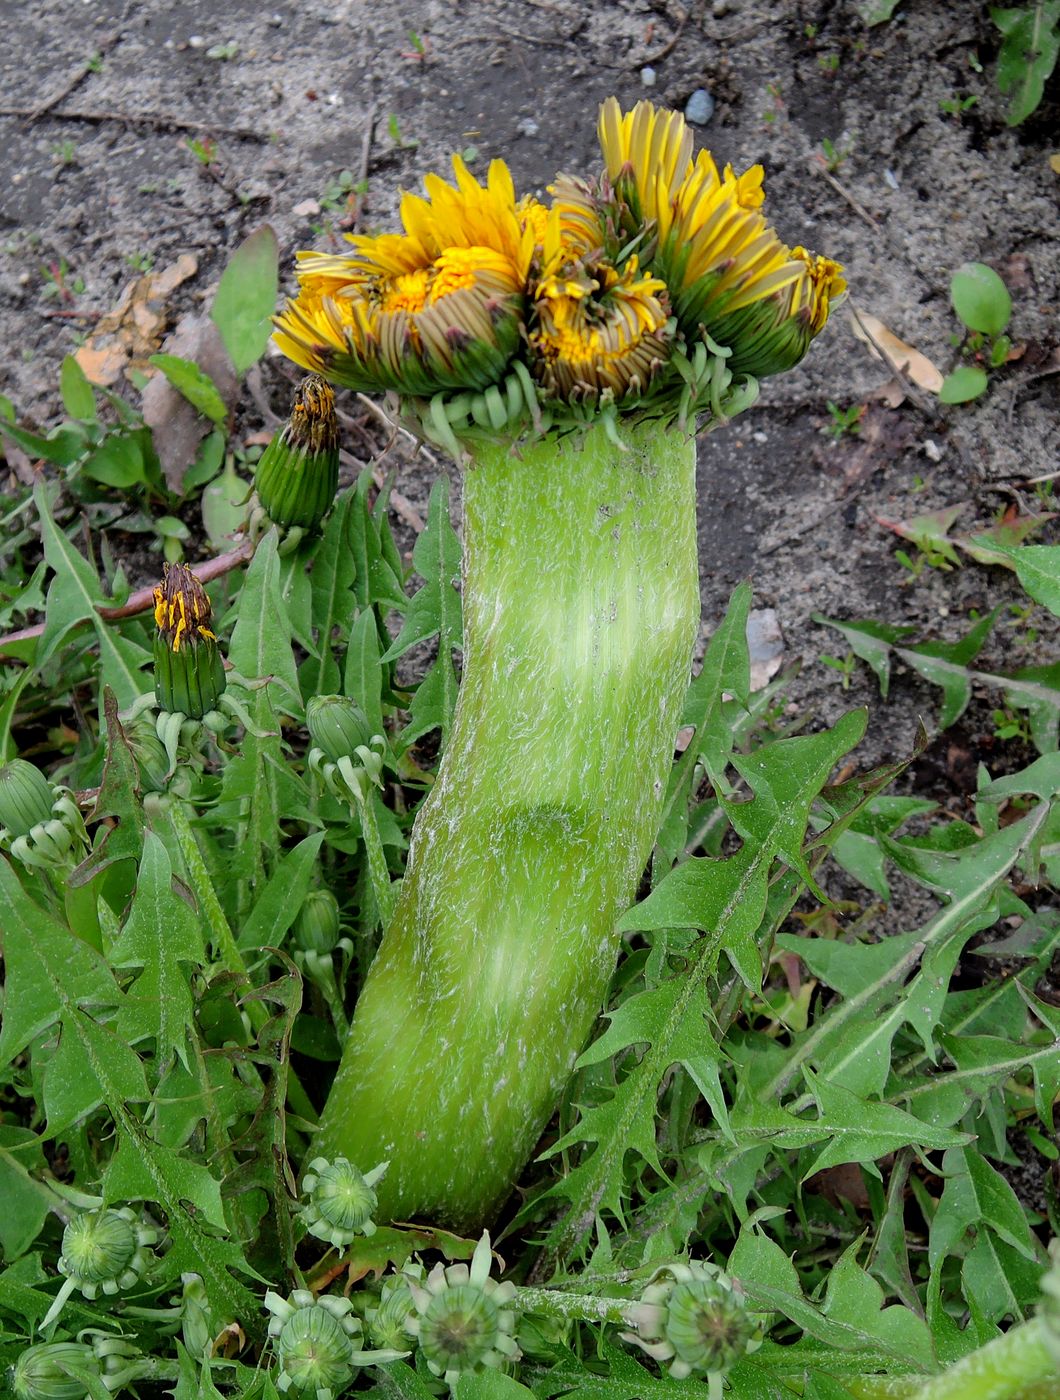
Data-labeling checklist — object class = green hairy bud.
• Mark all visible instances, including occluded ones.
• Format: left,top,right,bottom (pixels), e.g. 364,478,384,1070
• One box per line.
405,1232,520,1382
295,889,343,955
57,1207,159,1298
300,1157,387,1247
255,374,340,532
9,1343,99,1400
266,1288,406,1398
621,1260,760,1381
306,695,375,764
0,759,55,837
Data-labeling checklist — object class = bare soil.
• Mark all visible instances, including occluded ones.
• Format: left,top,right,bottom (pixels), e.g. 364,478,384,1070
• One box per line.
2,0,1058,785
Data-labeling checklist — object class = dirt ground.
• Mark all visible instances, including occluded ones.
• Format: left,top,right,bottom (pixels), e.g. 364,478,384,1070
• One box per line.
1,0,1058,794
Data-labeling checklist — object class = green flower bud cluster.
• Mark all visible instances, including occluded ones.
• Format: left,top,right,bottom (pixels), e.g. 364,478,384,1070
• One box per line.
265,1288,406,1399
306,695,386,805
404,1232,521,1385
300,1157,388,1248
620,1260,761,1382
0,760,87,871
255,375,340,540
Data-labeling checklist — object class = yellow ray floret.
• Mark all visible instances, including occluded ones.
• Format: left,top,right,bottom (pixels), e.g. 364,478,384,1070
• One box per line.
528,210,672,403
598,95,693,227
273,156,533,395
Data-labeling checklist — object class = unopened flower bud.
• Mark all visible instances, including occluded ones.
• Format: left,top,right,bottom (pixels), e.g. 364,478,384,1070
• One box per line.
0,759,55,837
405,1232,521,1382
301,1157,387,1247
255,375,340,531
266,1287,406,1397
152,564,226,721
621,1260,760,1381
57,1207,159,1299
295,890,342,955
306,695,375,764
9,1343,99,1400
365,1267,422,1351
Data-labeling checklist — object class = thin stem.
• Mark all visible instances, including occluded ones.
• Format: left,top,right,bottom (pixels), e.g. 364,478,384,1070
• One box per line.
513,1286,632,1325
167,797,317,1124
355,789,397,928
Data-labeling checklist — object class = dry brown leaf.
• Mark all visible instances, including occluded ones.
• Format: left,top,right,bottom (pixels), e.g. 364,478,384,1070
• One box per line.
849,308,944,394
142,313,237,493
74,254,199,386
1049,153,1060,174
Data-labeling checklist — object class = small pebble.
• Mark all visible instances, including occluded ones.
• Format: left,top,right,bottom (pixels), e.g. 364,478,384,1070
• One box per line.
640,65,656,88
884,168,900,191
752,430,768,444
684,88,714,126
713,0,732,17
267,13,283,26
516,116,539,138
922,439,943,462
188,33,205,48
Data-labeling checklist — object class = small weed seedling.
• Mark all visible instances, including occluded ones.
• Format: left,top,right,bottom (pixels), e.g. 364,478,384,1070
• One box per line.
818,132,856,172
761,79,784,124
50,139,78,168
819,649,857,688
823,400,863,438
387,113,419,150
939,92,979,119
939,261,1013,404
40,258,85,303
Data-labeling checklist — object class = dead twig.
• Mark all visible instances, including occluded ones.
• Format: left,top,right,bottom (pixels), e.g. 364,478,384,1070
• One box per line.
635,7,688,66
0,106,268,141
0,538,256,663
25,22,126,124
810,160,880,232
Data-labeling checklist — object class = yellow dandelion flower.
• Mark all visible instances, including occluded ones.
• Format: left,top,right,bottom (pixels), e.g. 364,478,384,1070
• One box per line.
595,98,844,377
528,207,672,403
273,156,534,396
598,95,693,227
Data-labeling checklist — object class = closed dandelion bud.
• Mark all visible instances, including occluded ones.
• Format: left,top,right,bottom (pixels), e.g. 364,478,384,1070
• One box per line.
152,564,226,721
255,374,340,531
57,1207,159,1299
621,1261,760,1381
295,890,342,955
306,695,375,764
405,1232,521,1382
365,1268,422,1351
0,759,56,838
266,1288,406,1398
301,1157,387,1246
9,1343,99,1400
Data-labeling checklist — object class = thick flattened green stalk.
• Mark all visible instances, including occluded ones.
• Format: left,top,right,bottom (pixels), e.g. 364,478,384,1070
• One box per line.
314,417,700,1226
